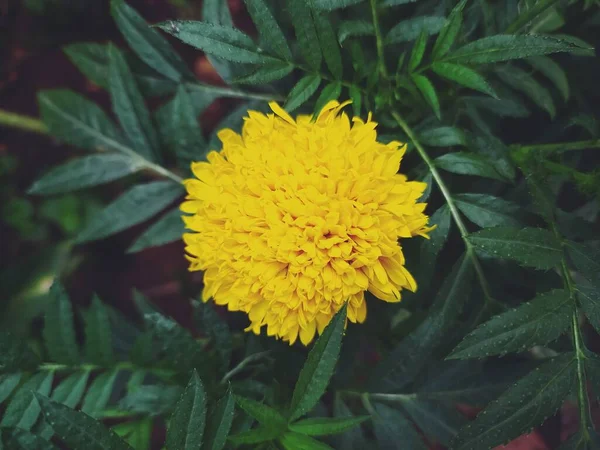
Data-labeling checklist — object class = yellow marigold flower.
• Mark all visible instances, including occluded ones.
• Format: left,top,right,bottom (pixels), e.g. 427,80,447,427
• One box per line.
181,100,433,346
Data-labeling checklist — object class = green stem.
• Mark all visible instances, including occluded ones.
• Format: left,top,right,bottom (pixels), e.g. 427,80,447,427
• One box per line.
390,110,495,308
505,0,562,33
511,139,600,155
186,82,285,102
0,108,48,135
370,0,389,79
221,351,271,384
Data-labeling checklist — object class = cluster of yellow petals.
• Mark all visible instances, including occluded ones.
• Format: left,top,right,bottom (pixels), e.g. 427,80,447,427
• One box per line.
181,101,433,345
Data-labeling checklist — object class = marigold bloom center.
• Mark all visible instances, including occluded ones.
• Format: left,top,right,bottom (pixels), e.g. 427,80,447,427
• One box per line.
181,101,432,345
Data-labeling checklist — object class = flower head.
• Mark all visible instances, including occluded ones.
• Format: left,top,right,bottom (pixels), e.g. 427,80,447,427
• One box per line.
182,101,432,345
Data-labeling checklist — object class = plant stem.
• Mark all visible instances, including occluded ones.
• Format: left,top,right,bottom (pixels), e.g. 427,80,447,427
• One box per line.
511,139,600,155
370,0,389,80
186,82,285,102
221,351,271,384
390,110,495,308
0,108,48,135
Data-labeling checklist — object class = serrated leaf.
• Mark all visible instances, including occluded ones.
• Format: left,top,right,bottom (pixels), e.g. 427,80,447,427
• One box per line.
235,396,286,428
244,0,291,59
468,227,563,270
228,427,281,445
496,65,555,118
566,242,600,285
412,74,440,119
465,95,530,118
128,208,184,253
285,75,321,112
1,372,53,430
399,399,466,445
313,81,342,117
331,397,368,450
454,193,522,228
0,332,39,372
289,304,347,421
381,0,420,5
435,152,509,182
289,416,369,436
0,373,22,404
204,388,235,450
311,0,364,10
419,126,465,147
409,31,427,71
108,45,161,162
288,0,323,70
368,255,473,392
337,20,374,45
449,289,572,359
111,0,192,82
280,432,334,450
194,301,232,373
84,295,114,366
113,419,151,450
158,20,277,65
76,180,183,243
156,85,206,169
453,354,576,450
416,205,451,284
371,403,427,450
233,62,294,84
386,16,446,44
38,90,127,153
35,394,132,450
81,370,119,417
432,62,497,97
464,132,516,181
577,287,600,335
432,0,467,59
312,10,343,78
1,428,59,450
528,56,569,101
203,0,233,26
28,154,144,196
118,384,182,417
43,282,79,365
444,34,588,64
166,370,206,450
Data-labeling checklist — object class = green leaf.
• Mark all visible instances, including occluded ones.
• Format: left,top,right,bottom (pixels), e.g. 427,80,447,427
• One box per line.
28,154,144,196
289,416,369,436
285,75,321,112
496,65,555,118
412,74,440,119
449,289,572,359
158,21,277,65
288,0,323,70
371,403,427,450
369,255,473,392
435,152,509,182
453,354,576,450
0,373,22,404
203,0,233,26
454,193,522,228
194,301,232,373
156,85,206,168
84,295,114,366
76,181,183,243
409,31,427,71
38,90,127,152
108,45,161,163
312,9,343,78
419,126,465,147
244,0,291,59
313,81,342,117
43,282,79,365
0,332,39,372
467,227,563,270
35,394,132,450
349,85,362,116
558,430,600,450
204,388,235,450
81,369,119,417
113,419,151,450
311,0,364,10
528,56,569,101
235,396,287,428
1,372,53,430
1,429,59,450
228,427,281,445
289,303,348,421
432,0,467,59
337,20,374,45
386,16,446,44
111,0,192,82
128,208,184,253
381,0,420,6
432,62,497,97
577,287,600,335
233,62,294,84
166,370,206,450
119,384,182,416
566,242,600,285
416,205,451,283
444,34,589,64
398,399,466,446
280,432,334,450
